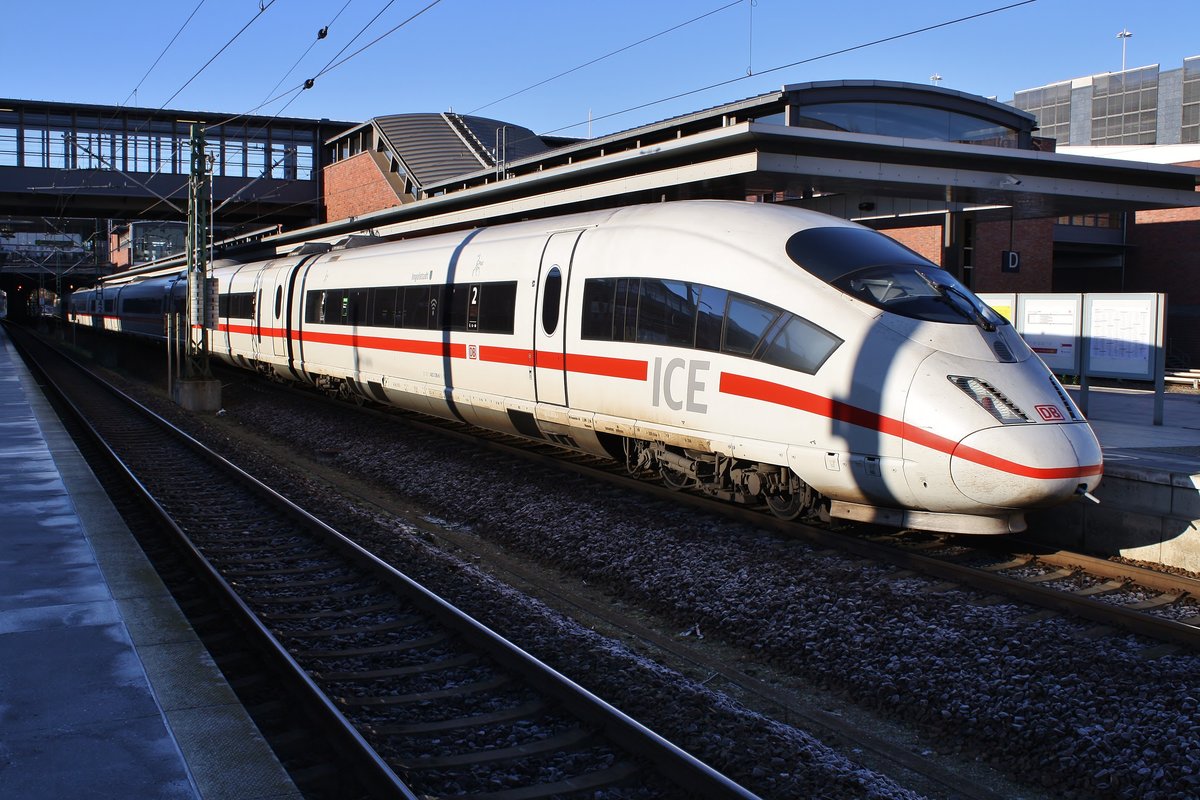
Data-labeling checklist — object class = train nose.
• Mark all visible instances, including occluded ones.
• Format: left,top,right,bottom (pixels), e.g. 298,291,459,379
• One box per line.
950,422,1103,508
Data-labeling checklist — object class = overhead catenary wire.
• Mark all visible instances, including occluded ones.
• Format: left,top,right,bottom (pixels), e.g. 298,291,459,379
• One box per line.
259,0,356,111
209,0,443,129
205,0,445,222
75,0,287,219
160,0,280,110
466,0,745,116
119,0,208,109
45,1,209,216
539,0,1038,137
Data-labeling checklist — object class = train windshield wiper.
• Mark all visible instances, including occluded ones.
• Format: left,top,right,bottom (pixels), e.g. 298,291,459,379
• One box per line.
915,270,997,332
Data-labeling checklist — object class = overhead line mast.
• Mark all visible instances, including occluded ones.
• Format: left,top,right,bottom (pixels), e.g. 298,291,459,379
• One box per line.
175,122,221,412
186,123,212,380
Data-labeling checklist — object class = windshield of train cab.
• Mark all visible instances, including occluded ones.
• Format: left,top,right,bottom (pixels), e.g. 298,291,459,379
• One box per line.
785,227,1008,329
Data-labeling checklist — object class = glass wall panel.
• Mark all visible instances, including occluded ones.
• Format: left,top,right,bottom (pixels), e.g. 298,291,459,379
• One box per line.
0,127,16,167
793,101,1017,146
295,142,313,180
222,138,245,177
271,142,290,179
1091,66,1159,145
247,140,267,177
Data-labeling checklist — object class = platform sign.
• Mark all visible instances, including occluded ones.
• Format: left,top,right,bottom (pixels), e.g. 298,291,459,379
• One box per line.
1015,293,1081,374
1083,293,1164,381
975,292,1015,323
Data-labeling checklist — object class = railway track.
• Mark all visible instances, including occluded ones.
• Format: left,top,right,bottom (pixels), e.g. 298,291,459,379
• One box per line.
264,373,1200,655
9,327,757,800
135,357,1200,799
423,416,1200,652
31,326,1200,799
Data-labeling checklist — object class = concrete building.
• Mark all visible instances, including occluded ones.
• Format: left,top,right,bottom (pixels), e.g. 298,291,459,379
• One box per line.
1011,57,1200,361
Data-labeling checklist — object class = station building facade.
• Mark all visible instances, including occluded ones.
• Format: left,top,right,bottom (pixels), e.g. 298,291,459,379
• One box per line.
5,71,1199,361
316,79,1199,361
1010,55,1200,360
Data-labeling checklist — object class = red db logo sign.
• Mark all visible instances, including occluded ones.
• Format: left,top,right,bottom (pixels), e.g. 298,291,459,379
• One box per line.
1035,404,1065,421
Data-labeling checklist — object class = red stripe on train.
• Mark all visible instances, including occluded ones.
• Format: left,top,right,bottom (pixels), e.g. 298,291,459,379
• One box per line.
718,372,1101,480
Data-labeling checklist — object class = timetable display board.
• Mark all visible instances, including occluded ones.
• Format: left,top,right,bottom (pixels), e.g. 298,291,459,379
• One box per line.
1015,293,1081,375
1083,293,1164,381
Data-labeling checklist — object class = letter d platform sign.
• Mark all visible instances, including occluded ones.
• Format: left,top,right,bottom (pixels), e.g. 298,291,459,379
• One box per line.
1001,250,1020,273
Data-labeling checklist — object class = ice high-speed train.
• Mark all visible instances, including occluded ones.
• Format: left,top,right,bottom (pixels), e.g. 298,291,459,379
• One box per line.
69,201,1102,534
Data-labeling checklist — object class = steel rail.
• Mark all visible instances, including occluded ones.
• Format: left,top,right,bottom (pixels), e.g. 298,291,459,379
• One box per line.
312,381,1200,652
12,326,760,800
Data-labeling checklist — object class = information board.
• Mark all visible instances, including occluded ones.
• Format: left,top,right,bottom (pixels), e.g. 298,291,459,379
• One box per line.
1083,293,1163,381
1015,293,1081,374
975,292,1015,323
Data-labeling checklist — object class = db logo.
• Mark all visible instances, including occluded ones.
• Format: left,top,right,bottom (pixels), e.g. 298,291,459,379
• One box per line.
467,344,478,360
1035,404,1065,421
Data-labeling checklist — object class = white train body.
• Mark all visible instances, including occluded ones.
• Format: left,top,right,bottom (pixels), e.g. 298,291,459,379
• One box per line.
70,201,1102,534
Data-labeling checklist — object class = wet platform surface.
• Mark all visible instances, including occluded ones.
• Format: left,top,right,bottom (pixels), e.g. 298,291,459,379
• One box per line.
0,326,301,800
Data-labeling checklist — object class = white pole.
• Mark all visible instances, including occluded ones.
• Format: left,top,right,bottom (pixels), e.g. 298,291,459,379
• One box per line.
1117,29,1132,72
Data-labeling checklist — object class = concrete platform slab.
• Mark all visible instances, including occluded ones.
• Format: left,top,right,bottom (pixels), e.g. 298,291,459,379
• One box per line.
1027,386,1200,571
0,326,301,800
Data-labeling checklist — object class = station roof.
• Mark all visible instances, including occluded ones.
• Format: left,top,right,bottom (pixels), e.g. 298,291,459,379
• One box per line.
250,80,1199,252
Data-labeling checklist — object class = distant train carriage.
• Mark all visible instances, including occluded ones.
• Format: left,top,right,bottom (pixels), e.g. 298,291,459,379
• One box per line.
71,201,1102,534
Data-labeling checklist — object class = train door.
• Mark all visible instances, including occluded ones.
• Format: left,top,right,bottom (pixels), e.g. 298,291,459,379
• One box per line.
251,267,269,360
268,268,289,359
533,230,582,406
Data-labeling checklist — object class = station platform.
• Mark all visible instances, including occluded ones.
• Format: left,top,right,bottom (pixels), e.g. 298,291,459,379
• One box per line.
1029,385,1200,572
0,326,300,800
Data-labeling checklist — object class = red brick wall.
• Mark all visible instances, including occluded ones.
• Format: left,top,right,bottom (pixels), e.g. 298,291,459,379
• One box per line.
1127,202,1200,359
880,219,1055,292
972,218,1055,293
882,225,942,265
322,152,402,222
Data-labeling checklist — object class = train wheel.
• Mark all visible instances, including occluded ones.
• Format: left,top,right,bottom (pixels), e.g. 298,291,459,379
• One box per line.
765,476,811,520
765,492,804,519
660,465,695,491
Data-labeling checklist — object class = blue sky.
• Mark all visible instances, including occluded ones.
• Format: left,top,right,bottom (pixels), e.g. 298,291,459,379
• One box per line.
4,0,1197,137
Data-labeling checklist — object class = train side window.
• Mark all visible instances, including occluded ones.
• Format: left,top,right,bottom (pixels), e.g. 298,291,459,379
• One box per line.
401,285,430,329
371,287,399,326
695,284,728,352
759,315,843,374
636,279,697,347
347,288,370,326
541,267,562,335
614,277,640,342
477,281,518,334
305,290,320,323
429,285,443,330
723,295,780,356
446,283,471,331
223,292,255,319
581,278,616,341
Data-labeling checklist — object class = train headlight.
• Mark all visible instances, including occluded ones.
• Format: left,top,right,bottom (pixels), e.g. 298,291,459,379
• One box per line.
948,376,1029,424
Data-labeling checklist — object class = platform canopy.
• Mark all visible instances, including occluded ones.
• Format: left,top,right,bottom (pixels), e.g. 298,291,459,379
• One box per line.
249,80,1198,252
